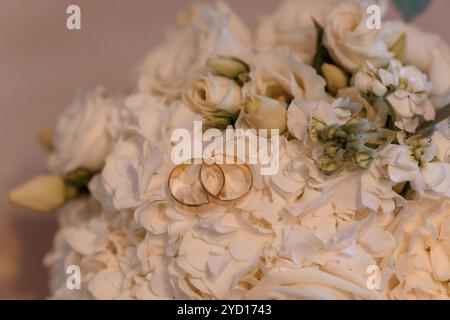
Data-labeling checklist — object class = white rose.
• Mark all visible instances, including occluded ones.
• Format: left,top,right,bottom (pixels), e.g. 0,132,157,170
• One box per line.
183,74,241,115
255,0,389,65
48,88,119,175
241,95,287,132
243,47,326,105
323,3,393,73
385,21,450,95
381,199,450,299
136,2,252,101
255,0,339,65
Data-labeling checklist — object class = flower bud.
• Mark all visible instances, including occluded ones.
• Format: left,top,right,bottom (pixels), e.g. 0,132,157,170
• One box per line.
343,118,376,134
346,134,365,151
371,79,388,97
241,95,287,132
320,124,340,142
318,155,344,175
325,144,340,158
321,63,349,95
204,109,236,129
308,117,327,143
206,57,249,79
353,148,376,169
353,72,373,93
7,175,67,212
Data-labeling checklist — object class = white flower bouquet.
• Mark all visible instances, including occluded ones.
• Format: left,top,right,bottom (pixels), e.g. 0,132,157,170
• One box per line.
8,0,450,299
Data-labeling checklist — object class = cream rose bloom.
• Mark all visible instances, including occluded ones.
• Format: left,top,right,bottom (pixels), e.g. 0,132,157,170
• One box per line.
381,199,450,300
48,88,120,175
243,47,326,104
323,3,393,73
255,0,389,65
183,74,242,115
136,2,252,101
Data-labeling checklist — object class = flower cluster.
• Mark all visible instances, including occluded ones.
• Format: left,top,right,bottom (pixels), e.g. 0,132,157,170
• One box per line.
8,0,450,300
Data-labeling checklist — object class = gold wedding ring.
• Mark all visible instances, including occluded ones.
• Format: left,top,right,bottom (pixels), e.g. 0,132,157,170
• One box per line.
167,160,225,213
168,157,253,212
200,156,253,207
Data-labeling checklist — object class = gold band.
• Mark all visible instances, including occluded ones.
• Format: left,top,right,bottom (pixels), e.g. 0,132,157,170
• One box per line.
167,161,225,213
199,157,253,207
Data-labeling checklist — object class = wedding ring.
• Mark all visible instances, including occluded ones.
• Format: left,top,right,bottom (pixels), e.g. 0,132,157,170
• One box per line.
199,156,253,207
167,160,225,213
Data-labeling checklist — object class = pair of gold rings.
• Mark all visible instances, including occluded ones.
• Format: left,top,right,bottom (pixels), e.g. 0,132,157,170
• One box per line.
167,158,253,213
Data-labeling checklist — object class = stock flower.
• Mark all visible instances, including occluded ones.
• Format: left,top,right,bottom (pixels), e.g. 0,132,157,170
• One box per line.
136,2,252,101
243,47,326,105
323,3,393,73
48,88,120,175
183,74,242,115
286,98,355,142
385,22,450,95
354,60,436,133
379,143,450,199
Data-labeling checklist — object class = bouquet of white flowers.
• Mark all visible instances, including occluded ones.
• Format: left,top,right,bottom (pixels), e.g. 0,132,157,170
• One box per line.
8,0,450,300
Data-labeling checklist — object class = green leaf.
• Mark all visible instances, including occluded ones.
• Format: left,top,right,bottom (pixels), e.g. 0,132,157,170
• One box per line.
389,33,407,63
312,19,333,76
393,0,431,22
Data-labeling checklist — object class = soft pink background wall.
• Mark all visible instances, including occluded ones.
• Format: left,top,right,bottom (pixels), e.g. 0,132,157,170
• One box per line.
0,0,449,299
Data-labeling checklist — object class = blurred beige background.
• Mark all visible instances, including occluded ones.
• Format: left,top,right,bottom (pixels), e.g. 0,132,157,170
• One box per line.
0,0,449,299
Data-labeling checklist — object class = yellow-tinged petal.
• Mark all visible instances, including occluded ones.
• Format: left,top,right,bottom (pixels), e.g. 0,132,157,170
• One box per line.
321,63,349,95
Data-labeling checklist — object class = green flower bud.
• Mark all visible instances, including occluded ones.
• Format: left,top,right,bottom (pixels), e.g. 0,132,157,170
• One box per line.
325,144,340,158
346,134,365,151
320,124,340,142
206,57,249,79
308,117,327,143
343,118,376,134
353,147,377,170
204,109,236,129
318,155,344,175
